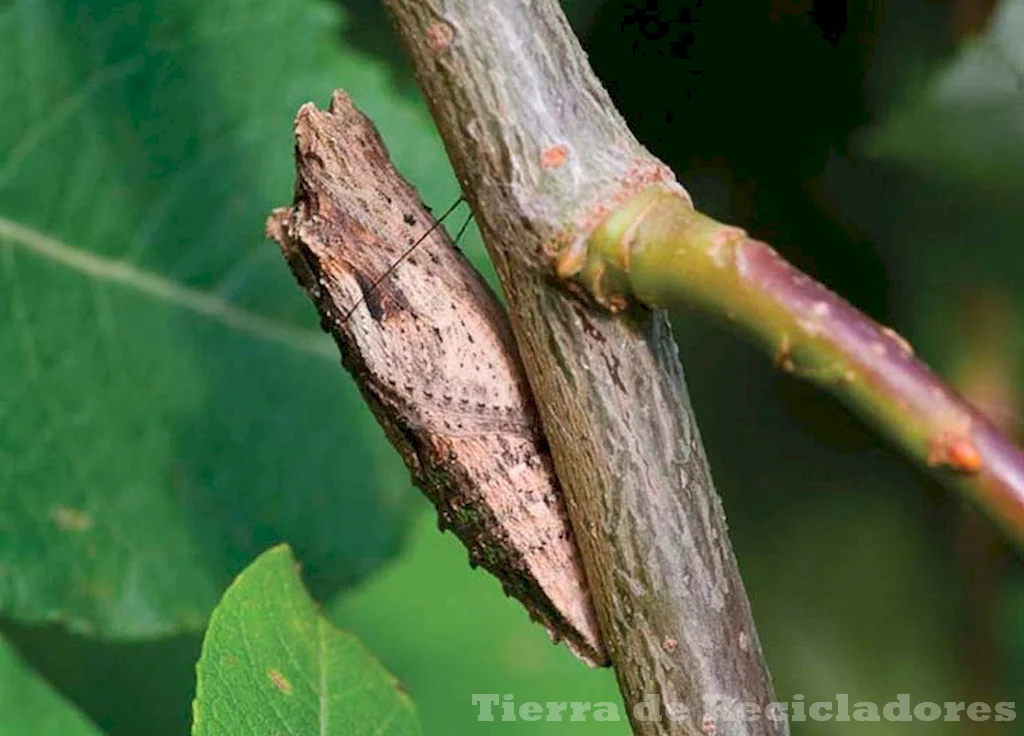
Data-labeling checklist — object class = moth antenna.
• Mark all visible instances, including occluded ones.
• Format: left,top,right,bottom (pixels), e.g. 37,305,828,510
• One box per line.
452,207,475,248
342,195,465,324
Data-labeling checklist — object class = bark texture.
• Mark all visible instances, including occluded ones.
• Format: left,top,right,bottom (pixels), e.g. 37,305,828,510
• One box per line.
381,2,783,733
267,92,604,665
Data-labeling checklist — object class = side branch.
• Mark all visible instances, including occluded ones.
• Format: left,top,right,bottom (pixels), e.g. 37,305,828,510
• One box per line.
585,187,1024,543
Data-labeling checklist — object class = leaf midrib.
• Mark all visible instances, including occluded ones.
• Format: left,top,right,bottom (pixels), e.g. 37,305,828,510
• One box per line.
0,213,334,359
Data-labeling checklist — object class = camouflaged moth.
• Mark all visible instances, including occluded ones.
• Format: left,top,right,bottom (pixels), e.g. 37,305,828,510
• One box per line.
267,91,605,666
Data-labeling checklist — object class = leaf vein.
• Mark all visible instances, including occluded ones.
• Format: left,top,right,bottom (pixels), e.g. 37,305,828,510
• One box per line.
318,616,329,736
0,215,335,359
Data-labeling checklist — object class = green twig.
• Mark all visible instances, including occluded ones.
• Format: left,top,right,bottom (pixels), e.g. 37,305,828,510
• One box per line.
578,186,1024,544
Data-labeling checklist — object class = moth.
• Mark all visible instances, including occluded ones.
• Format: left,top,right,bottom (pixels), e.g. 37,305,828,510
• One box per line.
266,91,605,665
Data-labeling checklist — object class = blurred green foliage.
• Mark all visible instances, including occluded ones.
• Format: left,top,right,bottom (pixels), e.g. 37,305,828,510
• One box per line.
332,511,627,734
868,0,1024,191
0,638,101,734
0,0,1021,733
0,0,445,637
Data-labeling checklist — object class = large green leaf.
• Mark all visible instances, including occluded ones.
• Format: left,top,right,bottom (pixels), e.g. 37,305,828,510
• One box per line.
192,545,420,736
0,636,102,735
0,0,459,635
866,0,1024,189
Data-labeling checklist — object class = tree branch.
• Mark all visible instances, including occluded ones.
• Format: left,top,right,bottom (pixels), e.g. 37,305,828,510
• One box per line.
582,187,1024,544
382,1,782,734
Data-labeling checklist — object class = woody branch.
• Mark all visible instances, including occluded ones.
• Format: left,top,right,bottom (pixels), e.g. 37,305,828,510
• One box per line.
382,1,783,735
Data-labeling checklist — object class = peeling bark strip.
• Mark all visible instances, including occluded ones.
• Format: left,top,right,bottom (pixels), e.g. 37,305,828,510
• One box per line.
266,91,605,665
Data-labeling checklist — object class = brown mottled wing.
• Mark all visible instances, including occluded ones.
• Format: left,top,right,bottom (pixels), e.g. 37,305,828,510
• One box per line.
266,91,605,666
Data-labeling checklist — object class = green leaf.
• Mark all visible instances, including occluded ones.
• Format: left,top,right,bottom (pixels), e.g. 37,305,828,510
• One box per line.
0,0,461,635
0,636,103,735
866,0,1024,189
192,545,420,736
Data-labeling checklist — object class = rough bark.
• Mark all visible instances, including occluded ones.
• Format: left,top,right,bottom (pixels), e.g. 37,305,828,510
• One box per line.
381,2,783,734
